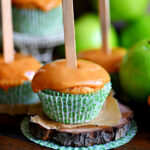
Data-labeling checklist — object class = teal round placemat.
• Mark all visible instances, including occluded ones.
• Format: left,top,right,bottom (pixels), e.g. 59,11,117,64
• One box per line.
21,118,137,150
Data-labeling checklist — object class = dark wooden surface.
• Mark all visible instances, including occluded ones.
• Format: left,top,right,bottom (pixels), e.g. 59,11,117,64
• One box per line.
0,103,150,150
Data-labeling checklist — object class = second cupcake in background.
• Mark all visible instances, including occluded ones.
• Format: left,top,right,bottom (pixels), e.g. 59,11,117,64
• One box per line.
32,59,111,124
0,53,41,115
12,0,63,36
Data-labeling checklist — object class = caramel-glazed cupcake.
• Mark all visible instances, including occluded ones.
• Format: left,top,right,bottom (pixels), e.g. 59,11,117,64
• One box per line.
32,59,111,124
0,53,41,112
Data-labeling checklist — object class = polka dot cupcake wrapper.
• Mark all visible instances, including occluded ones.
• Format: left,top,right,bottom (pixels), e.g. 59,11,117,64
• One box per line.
0,82,39,104
21,117,137,150
12,6,63,36
38,82,111,124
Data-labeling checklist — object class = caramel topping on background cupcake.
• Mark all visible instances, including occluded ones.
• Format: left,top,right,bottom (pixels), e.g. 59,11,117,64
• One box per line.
0,53,41,90
78,48,126,73
12,0,62,11
32,59,110,94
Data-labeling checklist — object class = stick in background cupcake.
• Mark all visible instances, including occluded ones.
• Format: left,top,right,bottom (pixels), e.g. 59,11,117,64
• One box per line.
78,0,127,92
99,0,111,55
1,0,14,63
0,0,41,115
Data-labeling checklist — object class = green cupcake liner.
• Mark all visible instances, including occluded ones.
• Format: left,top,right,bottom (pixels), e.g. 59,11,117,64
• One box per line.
12,6,63,36
38,82,111,124
21,117,137,150
0,82,39,104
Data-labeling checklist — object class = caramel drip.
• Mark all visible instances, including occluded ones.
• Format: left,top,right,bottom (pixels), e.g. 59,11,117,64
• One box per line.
32,59,110,93
12,0,62,11
0,53,41,90
78,48,126,73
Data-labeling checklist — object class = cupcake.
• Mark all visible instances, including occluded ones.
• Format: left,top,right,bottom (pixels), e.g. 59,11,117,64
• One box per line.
0,53,41,115
12,0,63,36
32,59,111,124
78,48,126,92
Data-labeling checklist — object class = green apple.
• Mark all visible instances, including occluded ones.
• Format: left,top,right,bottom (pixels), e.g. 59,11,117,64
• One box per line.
75,13,118,52
90,0,149,21
119,39,150,102
121,16,150,49
110,0,149,21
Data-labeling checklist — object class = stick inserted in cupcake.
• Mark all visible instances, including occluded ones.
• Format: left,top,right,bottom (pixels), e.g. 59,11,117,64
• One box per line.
62,0,77,68
1,0,14,63
98,0,111,54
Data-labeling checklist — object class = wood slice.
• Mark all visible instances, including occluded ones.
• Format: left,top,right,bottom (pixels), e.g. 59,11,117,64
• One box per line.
29,103,133,147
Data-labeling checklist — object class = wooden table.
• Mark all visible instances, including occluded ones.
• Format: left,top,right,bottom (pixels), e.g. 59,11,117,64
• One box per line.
0,103,150,150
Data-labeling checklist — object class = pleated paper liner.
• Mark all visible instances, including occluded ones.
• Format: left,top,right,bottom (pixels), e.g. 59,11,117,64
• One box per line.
12,6,63,36
0,81,39,104
38,82,111,124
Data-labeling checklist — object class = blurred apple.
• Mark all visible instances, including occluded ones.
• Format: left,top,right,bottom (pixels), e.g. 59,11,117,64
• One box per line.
75,13,118,52
119,39,150,102
90,0,149,21
121,16,150,48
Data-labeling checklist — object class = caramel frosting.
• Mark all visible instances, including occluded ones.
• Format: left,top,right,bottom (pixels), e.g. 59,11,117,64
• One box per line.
0,53,41,90
78,48,127,73
32,59,110,93
12,0,62,11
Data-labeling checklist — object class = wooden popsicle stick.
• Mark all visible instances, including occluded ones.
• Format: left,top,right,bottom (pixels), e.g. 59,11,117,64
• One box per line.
62,0,77,68
98,0,111,54
1,0,14,63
